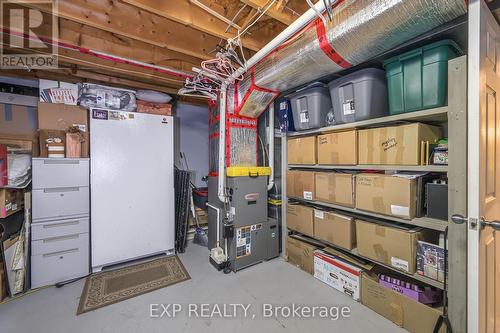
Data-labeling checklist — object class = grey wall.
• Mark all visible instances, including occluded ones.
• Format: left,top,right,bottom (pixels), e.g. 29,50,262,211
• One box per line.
175,102,209,187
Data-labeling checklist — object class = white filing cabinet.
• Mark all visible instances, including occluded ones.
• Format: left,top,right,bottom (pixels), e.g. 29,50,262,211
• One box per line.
31,158,89,288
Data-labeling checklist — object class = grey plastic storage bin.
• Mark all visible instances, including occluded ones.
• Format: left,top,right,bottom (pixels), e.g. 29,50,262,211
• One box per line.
289,83,332,131
328,68,388,124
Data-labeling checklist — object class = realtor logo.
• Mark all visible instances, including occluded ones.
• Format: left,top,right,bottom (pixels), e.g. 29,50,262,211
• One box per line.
1,0,58,69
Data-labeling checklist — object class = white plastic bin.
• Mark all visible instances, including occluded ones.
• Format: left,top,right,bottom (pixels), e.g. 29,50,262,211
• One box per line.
288,83,332,131
328,68,388,124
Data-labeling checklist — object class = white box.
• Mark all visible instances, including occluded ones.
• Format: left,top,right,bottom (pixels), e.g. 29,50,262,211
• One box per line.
39,79,78,105
313,250,363,301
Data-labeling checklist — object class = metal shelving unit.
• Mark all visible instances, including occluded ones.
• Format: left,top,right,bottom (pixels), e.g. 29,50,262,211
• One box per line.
288,196,448,231
287,106,448,137
281,56,468,331
289,233,444,289
288,164,448,172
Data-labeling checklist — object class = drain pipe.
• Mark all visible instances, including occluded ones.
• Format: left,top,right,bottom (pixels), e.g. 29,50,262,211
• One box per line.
267,104,275,191
217,83,228,203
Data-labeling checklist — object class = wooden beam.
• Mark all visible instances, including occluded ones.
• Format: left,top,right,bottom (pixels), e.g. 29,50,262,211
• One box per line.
240,0,296,25
0,68,207,105
59,19,201,73
121,0,265,51
0,39,187,87
28,0,224,60
56,48,187,86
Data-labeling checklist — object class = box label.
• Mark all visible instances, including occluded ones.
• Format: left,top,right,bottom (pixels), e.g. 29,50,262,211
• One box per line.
391,257,409,272
300,111,309,123
390,205,410,217
314,209,324,219
92,109,108,120
72,124,86,132
343,101,355,115
303,191,313,200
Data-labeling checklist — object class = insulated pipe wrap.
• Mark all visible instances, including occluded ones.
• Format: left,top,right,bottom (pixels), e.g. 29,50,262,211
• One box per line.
236,0,466,118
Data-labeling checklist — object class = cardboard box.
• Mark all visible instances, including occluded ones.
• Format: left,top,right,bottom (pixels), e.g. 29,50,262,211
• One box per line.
358,123,442,165
37,102,88,132
356,219,432,273
286,170,315,200
0,103,38,137
39,79,78,105
315,172,355,207
287,136,316,164
361,274,444,333
0,188,24,218
314,210,356,250
317,130,357,165
285,236,318,274
39,130,89,158
355,173,417,219
286,204,314,237
314,250,363,301
0,135,37,155
137,100,173,116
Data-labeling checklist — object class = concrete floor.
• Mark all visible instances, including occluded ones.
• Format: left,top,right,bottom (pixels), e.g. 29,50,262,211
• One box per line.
0,242,405,333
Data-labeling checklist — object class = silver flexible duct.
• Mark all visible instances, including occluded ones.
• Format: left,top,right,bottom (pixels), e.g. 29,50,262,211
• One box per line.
235,0,467,118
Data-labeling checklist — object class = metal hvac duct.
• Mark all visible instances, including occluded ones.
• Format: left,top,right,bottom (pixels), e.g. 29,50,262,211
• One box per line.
234,0,467,118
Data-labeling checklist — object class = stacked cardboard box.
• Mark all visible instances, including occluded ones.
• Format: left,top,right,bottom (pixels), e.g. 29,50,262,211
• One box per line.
0,189,24,218
285,236,318,274
315,172,355,207
287,136,316,164
356,219,436,274
317,130,357,165
358,123,441,165
286,170,315,200
37,102,89,158
313,210,355,250
361,274,445,333
355,173,417,219
286,204,314,237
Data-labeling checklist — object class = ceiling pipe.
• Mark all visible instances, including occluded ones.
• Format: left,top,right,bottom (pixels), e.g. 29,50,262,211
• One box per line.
227,0,328,84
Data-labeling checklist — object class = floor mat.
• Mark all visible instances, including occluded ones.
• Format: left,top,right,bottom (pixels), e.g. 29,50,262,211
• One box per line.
77,256,190,315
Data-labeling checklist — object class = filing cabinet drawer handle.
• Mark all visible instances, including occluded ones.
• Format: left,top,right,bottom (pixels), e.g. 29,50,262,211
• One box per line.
42,220,80,228
43,160,80,165
43,234,79,243
43,187,80,193
43,248,79,257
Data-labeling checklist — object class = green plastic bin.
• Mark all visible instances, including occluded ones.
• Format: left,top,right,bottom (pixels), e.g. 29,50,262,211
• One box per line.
383,40,461,115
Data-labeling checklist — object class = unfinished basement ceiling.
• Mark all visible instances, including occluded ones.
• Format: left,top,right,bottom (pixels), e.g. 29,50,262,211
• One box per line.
0,0,308,102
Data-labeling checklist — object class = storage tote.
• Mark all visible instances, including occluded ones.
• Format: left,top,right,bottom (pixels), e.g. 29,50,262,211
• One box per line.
288,83,331,131
383,39,461,115
328,68,388,124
